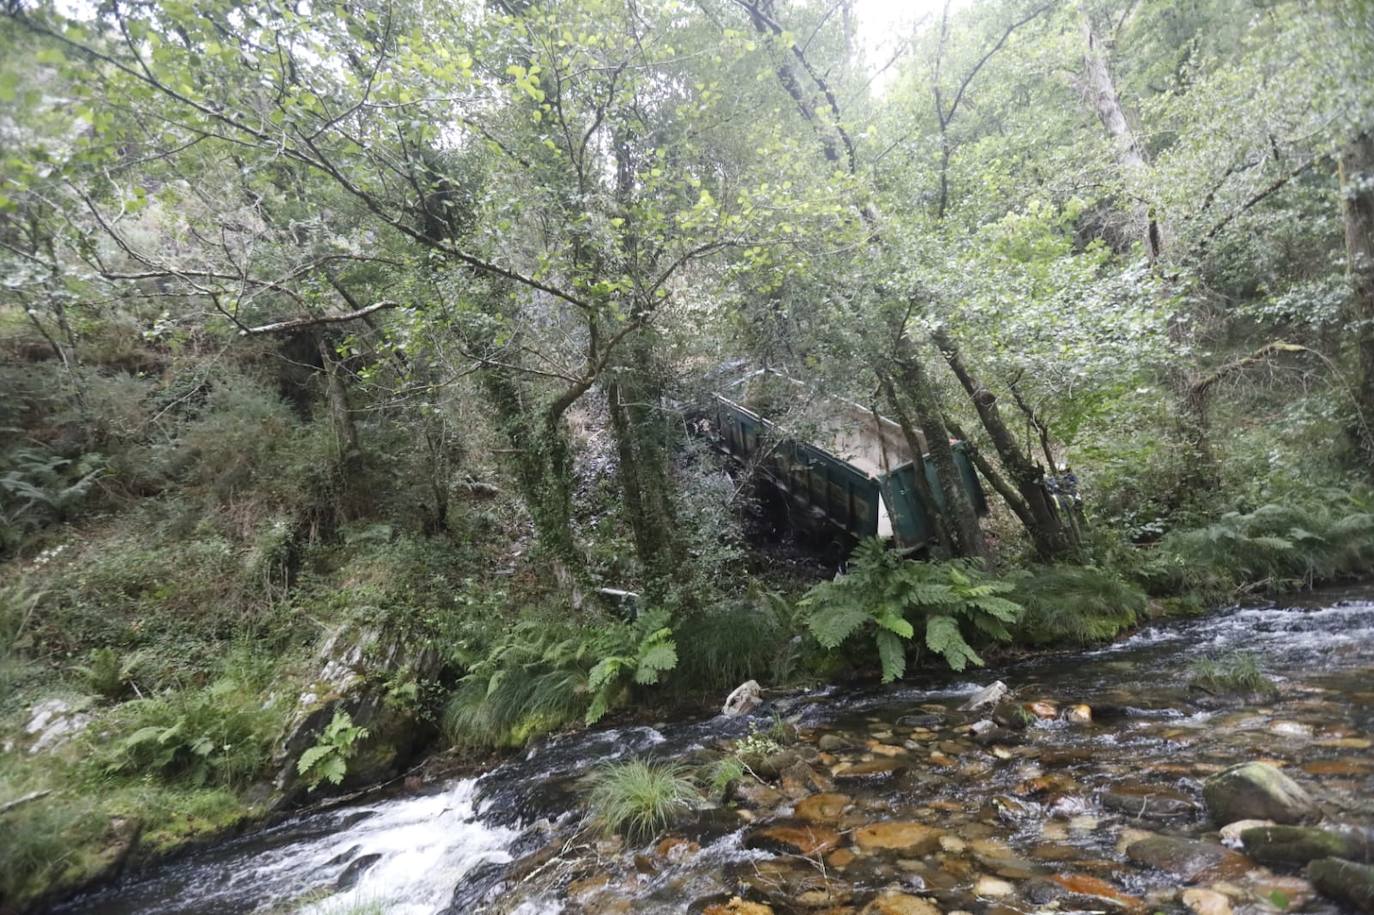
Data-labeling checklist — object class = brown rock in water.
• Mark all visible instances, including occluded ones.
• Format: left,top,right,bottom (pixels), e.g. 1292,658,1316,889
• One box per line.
1203,762,1317,826
1066,705,1093,725
702,897,775,915
1181,888,1232,915
1101,782,1197,819
1307,858,1374,913
834,758,907,782
859,890,942,915
1025,701,1058,719
794,792,851,824
744,821,842,856
1126,836,1253,883
1047,873,1146,913
854,821,945,855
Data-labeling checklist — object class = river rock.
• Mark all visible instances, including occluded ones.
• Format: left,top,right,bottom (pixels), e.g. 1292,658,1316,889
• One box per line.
794,792,850,824
1307,858,1374,913
959,681,1009,712
273,623,442,798
1180,888,1231,915
854,821,945,855
24,698,93,754
1219,818,1275,848
1241,824,1374,866
335,852,382,890
1065,705,1093,725
744,821,841,856
1203,762,1317,825
974,875,1016,896
1126,836,1252,882
1102,783,1198,819
1046,873,1145,912
701,896,775,915
723,681,763,717
860,889,942,915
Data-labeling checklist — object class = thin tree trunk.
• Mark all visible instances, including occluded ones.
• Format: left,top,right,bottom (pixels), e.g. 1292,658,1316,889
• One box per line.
1339,131,1374,465
931,328,1078,560
892,338,985,558
879,371,954,557
316,335,364,507
1079,9,1163,262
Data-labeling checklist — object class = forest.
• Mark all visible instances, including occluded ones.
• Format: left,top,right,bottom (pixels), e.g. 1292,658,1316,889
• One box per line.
1,0,1373,912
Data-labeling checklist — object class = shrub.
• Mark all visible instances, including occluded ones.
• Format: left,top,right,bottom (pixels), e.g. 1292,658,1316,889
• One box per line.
1150,493,1374,599
799,540,1022,680
73,646,145,701
585,759,697,842
0,790,102,906
444,608,680,749
1012,565,1148,646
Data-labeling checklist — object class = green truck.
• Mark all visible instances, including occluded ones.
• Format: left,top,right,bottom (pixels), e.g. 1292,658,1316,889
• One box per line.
695,370,987,552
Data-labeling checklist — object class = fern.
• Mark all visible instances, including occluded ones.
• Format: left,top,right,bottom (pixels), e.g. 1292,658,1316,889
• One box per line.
799,540,1022,681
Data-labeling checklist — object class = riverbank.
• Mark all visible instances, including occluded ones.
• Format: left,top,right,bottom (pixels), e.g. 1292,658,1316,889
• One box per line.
40,584,1374,914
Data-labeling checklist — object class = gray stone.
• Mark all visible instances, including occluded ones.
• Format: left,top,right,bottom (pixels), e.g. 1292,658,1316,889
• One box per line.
24,698,92,754
1242,825,1374,866
1203,762,1317,826
959,680,1009,712
1307,858,1374,913
723,680,763,717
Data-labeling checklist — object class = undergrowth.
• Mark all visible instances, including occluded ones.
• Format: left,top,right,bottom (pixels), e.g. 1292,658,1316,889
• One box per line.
1189,651,1278,697
1012,565,1148,646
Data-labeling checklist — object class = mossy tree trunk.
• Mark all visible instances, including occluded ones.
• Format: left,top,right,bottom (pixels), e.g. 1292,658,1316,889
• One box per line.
1339,131,1374,467
931,327,1079,561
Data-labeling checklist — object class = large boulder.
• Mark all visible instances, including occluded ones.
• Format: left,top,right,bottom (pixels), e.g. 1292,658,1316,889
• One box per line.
1242,825,1374,866
273,623,441,800
1203,762,1317,826
1307,858,1374,913
22,698,92,754
723,680,763,717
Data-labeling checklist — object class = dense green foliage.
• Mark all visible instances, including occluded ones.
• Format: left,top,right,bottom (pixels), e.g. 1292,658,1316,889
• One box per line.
1,0,1372,905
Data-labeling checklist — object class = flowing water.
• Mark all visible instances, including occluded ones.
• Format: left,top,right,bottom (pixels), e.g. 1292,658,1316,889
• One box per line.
54,585,1374,915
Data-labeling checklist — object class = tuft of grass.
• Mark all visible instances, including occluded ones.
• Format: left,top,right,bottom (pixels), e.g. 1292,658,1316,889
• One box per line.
1012,564,1148,646
585,759,697,843
1189,651,1278,697
703,756,747,799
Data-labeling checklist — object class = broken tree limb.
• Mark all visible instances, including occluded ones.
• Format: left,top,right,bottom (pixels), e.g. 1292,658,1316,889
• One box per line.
239,300,400,335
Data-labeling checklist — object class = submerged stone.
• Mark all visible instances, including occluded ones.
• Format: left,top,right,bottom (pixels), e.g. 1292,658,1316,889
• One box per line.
1307,857,1374,913
1125,836,1252,883
1203,761,1317,825
854,821,945,855
1102,783,1198,819
743,821,841,856
859,889,942,915
1180,887,1231,915
793,792,851,824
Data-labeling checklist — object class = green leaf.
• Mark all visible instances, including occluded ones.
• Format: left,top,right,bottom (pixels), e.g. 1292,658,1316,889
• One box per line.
925,615,983,672
297,744,334,775
634,641,678,685
807,604,869,648
875,629,906,683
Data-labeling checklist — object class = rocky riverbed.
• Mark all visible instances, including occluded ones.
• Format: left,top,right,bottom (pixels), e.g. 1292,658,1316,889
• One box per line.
53,585,1374,915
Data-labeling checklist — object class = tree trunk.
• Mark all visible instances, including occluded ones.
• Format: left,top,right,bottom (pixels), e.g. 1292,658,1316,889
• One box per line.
1339,131,1374,466
316,335,365,512
879,371,954,557
1079,9,1163,262
892,337,985,558
480,362,584,592
931,328,1079,560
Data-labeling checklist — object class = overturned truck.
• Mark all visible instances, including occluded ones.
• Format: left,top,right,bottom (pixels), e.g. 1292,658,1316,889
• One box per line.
693,370,987,554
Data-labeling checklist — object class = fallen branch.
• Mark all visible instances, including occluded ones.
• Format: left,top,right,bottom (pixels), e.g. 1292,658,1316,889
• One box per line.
240,301,400,335
0,789,52,816
1189,341,1310,400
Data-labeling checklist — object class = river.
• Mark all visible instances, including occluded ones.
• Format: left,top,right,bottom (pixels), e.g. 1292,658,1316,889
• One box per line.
53,584,1374,914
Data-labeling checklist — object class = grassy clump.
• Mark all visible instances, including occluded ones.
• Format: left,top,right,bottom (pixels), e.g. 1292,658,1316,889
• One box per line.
672,589,798,692
1189,651,1278,697
585,759,697,843
1012,564,1148,646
